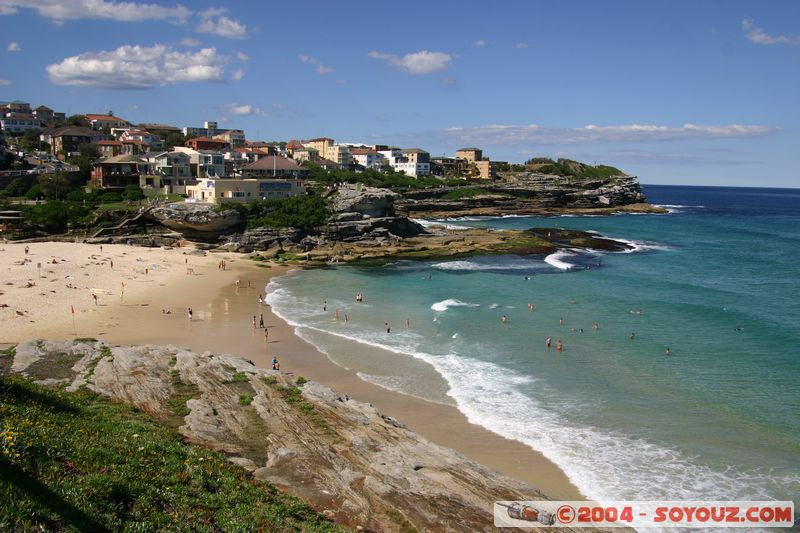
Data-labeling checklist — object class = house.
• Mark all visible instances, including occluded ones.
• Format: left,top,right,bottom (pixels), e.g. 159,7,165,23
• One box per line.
0,101,31,114
303,137,334,157
172,147,225,178
119,128,164,151
139,151,193,194
185,177,305,204
184,136,230,151
47,126,105,157
95,140,123,157
324,144,352,168
430,156,469,177
183,120,221,138
85,114,130,130
213,129,245,148
455,147,495,179
32,105,65,125
240,155,309,179
291,147,320,163
90,154,143,189
377,148,430,177
350,148,387,170
0,112,40,134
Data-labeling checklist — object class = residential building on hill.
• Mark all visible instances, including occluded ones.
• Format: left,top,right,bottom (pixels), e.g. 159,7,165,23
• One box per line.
85,114,130,130
46,126,105,157
455,148,483,163
0,112,39,134
184,136,230,151
213,129,245,148
139,151,193,194
304,137,334,157
377,148,430,176
350,148,387,170
186,176,305,204
90,154,142,189
0,101,31,114
240,155,309,179
32,105,65,124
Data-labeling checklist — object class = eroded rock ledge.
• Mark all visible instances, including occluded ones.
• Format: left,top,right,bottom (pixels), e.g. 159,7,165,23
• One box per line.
4,340,608,532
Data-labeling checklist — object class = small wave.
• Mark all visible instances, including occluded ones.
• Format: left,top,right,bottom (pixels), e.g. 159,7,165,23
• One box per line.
431,298,480,312
544,250,576,270
432,260,534,272
410,218,465,230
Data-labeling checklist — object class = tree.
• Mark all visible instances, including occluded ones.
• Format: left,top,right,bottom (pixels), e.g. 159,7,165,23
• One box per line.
66,115,90,128
37,172,71,200
164,132,186,150
123,184,145,201
67,143,101,182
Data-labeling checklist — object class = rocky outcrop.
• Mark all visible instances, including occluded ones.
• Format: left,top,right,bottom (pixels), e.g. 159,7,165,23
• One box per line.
5,340,603,532
329,186,399,217
149,203,244,239
396,174,650,218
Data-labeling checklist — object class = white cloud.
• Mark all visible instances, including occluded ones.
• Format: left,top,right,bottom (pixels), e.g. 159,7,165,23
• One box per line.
474,39,486,47
46,43,227,89
742,18,800,45
0,79,10,85
367,49,452,74
196,6,246,39
231,69,244,81
0,0,191,23
515,42,528,49
225,103,260,115
298,53,334,74
178,37,200,47
440,123,776,146
236,51,249,61
7,41,21,52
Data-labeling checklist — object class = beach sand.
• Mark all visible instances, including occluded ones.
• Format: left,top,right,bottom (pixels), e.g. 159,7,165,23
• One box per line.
1,241,582,500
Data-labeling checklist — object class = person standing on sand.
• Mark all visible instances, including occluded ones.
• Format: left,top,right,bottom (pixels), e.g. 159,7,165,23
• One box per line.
264,328,269,342
24,246,29,255
252,315,257,329
110,260,114,270
258,294,262,305
187,308,193,321
259,314,264,328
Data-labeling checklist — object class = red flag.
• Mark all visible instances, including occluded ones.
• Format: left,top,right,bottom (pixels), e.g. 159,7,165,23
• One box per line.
70,305,75,315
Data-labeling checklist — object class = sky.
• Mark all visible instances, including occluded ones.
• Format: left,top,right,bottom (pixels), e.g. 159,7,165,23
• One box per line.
0,0,798,187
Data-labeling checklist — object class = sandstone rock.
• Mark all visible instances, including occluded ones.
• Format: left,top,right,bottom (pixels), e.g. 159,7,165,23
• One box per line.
149,203,244,238
329,186,399,217
6,339,603,532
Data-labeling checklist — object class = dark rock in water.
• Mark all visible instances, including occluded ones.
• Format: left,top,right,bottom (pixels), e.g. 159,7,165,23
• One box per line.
149,203,244,240
528,227,634,252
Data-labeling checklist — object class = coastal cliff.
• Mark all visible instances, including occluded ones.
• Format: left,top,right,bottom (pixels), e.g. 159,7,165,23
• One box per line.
4,340,607,532
395,174,655,218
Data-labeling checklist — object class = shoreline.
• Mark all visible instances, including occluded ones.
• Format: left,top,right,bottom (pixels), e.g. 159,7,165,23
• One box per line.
1,241,583,501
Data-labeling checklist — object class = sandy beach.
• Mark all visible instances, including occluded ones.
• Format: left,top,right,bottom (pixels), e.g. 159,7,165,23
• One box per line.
1,241,582,500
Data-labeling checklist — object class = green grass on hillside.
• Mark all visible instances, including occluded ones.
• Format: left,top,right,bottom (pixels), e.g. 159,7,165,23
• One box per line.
0,376,342,532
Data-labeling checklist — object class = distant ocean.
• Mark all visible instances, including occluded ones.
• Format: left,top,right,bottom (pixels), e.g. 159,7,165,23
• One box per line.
266,185,800,506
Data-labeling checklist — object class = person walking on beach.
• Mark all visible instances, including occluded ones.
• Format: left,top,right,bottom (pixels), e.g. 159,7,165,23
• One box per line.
258,294,263,305
252,315,257,329
264,328,269,342
110,260,114,270
385,322,391,333
323,300,327,311
24,246,29,255
259,314,264,328
546,337,552,350
187,307,193,321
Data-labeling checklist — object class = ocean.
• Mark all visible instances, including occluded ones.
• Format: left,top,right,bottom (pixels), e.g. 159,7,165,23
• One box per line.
265,185,800,506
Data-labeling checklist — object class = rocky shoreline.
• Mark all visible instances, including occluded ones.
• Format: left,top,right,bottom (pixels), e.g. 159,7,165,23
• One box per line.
3,340,611,532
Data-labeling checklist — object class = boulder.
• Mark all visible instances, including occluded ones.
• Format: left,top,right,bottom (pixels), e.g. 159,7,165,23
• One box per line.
329,186,399,217
149,203,244,239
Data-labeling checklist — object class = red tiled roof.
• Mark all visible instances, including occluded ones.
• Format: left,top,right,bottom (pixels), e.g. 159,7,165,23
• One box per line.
242,155,304,171
86,114,128,122
350,148,377,155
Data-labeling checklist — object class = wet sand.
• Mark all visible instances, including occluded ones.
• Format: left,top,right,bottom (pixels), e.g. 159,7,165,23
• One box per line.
2,242,582,500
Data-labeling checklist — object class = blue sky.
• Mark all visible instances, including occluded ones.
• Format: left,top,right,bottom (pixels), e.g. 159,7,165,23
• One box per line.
1,0,798,187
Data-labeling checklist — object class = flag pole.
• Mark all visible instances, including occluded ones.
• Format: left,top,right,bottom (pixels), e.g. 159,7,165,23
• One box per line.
71,305,77,335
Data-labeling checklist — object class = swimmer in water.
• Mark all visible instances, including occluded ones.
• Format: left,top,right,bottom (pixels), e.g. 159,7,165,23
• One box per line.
546,337,552,349
665,348,672,356
556,340,563,352
501,315,508,323
629,332,636,340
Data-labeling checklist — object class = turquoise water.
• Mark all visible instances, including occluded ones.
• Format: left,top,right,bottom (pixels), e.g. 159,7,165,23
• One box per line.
266,185,800,505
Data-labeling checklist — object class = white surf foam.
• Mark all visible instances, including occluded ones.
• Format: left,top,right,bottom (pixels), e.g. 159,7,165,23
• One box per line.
432,260,534,272
544,250,576,270
431,298,480,312
266,269,800,517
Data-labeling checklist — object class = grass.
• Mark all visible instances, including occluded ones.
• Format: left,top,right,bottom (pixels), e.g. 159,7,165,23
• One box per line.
0,346,16,358
0,375,342,532
237,394,254,406
264,381,341,443
224,371,250,384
